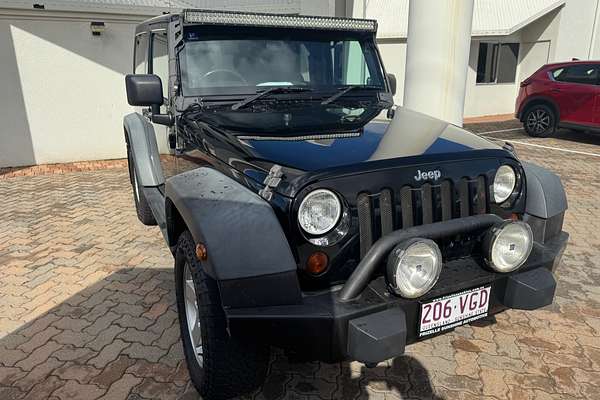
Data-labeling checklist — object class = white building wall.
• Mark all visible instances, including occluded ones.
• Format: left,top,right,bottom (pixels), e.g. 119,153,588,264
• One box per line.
357,0,600,118
0,10,142,167
376,39,407,105
372,3,579,117
520,8,561,63
464,8,562,117
554,0,599,60
463,41,520,117
193,0,335,16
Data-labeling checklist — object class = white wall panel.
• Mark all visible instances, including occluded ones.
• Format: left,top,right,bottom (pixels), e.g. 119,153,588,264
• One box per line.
554,0,598,60
377,40,407,106
0,15,137,167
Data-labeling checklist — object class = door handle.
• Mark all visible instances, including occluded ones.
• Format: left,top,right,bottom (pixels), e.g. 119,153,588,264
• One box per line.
551,88,561,93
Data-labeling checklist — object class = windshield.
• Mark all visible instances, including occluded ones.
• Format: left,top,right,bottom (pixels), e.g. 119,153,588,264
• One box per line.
180,28,385,96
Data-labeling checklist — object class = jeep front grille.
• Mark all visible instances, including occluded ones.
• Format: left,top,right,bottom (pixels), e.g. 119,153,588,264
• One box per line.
356,176,488,258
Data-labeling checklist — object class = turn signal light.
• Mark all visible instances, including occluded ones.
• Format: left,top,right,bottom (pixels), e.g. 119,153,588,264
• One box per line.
195,243,208,261
306,251,329,275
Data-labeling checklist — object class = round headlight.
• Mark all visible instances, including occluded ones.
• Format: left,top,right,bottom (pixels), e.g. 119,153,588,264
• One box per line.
386,238,442,299
298,189,342,236
493,165,517,203
484,221,533,273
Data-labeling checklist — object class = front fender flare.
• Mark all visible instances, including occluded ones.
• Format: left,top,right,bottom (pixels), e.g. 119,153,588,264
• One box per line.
522,162,568,243
522,162,567,219
166,167,301,308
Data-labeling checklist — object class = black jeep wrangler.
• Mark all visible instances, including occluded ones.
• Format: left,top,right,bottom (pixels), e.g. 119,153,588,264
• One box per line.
124,9,569,399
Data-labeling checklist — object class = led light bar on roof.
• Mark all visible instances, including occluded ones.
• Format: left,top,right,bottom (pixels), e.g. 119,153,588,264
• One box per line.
183,9,377,32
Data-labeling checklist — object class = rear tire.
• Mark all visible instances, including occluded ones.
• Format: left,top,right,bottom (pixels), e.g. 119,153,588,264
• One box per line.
126,146,156,226
523,104,556,138
175,231,269,400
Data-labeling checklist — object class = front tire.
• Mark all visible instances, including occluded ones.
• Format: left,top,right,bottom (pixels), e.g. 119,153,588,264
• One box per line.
174,231,269,400
523,104,556,137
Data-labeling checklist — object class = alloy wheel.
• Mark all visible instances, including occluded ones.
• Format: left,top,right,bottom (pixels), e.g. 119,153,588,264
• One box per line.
526,109,551,134
184,262,203,366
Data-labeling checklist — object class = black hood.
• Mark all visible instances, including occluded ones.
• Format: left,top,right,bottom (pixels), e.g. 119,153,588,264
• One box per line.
238,107,501,170
184,107,509,197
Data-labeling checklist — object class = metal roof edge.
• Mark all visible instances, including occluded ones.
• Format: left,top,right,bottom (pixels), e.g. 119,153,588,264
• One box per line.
0,0,173,16
504,0,566,35
375,0,567,40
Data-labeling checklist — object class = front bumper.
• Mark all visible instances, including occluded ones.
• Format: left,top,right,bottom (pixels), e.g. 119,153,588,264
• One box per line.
226,230,567,363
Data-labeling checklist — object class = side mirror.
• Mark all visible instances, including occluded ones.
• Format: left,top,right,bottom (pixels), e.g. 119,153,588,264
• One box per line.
386,73,397,96
126,74,173,126
125,74,164,107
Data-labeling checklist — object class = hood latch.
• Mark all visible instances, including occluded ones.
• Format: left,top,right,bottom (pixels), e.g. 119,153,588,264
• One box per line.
259,165,284,201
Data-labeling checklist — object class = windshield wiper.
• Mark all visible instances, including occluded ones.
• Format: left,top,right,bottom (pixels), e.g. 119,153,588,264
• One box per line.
231,86,312,111
320,85,382,105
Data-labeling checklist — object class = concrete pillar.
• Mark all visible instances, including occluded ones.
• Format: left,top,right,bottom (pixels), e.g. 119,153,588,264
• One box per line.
403,0,474,126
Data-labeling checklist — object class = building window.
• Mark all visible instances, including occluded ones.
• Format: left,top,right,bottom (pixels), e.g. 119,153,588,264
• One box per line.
476,42,520,84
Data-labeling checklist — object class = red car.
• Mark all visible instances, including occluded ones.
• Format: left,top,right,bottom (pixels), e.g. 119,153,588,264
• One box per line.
515,60,600,137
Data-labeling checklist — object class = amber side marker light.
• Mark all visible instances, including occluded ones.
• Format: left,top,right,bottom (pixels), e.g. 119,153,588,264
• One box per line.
195,243,208,261
306,251,329,275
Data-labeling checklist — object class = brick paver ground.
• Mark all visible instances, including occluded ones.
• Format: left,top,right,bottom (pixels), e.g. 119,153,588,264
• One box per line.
1,122,599,399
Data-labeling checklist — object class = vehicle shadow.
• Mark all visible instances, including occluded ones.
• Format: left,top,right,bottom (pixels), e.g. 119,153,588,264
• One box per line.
472,125,600,148
552,128,600,146
0,165,32,177
251,351,444,400
0,264,446,400
0,266,191,399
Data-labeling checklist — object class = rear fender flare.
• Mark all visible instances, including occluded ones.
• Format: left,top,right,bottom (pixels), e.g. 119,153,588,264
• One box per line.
123,113,164,187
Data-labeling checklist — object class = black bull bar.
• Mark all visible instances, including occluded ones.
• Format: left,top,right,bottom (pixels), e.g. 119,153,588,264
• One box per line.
338,214,504,301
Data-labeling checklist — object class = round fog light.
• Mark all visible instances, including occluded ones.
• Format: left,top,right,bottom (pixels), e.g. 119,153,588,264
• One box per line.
484,221,533,272
386,238,442,298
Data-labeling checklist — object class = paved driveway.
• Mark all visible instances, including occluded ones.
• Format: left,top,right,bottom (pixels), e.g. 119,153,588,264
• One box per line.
1,122,600,400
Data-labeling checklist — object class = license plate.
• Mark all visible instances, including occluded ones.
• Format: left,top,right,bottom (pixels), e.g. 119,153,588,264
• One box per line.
419,286,491,337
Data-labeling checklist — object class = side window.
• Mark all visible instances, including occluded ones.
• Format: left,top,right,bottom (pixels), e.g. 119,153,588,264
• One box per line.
299,44,310,82
151,31,169,98
553,65,598,85
551,68,565,80
331,40,372,86
342,41,371,85
134,33,149,74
